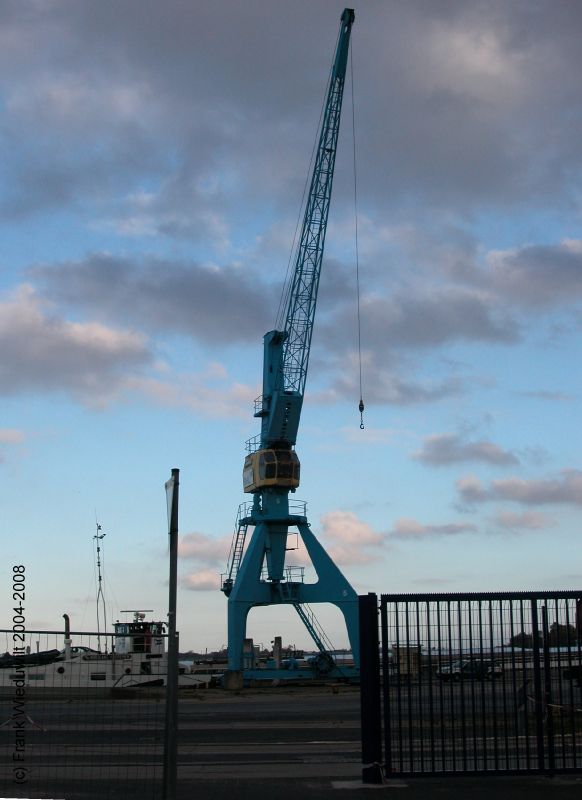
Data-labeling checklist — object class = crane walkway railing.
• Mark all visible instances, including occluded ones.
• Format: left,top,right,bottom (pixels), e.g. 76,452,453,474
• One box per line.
245,434,261,454
222,503,310,594
261,565,306,586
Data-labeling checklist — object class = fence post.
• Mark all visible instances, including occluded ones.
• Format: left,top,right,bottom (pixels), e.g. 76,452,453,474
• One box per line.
531,600,545,773
164,468,180,800
541,605,555,775
359,592,384,784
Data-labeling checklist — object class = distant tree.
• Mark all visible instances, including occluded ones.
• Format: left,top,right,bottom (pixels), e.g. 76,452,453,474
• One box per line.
509,631,534,648
547,622,578,647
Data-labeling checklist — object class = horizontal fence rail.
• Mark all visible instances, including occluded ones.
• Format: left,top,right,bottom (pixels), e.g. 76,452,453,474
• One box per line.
360,591,582,781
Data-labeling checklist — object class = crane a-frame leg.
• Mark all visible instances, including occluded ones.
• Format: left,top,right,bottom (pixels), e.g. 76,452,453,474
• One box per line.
226,523,271,672
226,518,359,672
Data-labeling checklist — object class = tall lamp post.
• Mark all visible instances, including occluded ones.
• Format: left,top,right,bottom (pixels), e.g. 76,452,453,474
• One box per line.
163,468,179,800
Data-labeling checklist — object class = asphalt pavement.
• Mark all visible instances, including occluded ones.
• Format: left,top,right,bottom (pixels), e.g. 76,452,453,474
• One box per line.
1,685,581,799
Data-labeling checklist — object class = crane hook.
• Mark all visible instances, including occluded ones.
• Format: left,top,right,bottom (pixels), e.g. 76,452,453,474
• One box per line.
358,398,365,430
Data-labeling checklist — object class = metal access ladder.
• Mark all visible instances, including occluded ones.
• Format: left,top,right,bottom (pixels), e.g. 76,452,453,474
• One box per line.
292,602,335,654
221,503,253,596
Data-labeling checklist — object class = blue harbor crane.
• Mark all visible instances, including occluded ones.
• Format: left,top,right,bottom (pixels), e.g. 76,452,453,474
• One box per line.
221,9,358,681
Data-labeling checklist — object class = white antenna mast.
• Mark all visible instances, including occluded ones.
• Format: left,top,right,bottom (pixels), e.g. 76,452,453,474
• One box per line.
93,520,107,652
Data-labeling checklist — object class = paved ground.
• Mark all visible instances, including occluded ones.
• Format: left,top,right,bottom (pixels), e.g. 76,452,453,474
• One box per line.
1,685,581,799
178,774,582,800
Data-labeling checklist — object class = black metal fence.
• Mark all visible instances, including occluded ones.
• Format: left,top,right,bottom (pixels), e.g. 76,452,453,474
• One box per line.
360,591,582,781
0,628,168,800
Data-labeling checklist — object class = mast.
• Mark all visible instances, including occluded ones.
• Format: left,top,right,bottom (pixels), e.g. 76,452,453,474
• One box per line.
93,522,107,652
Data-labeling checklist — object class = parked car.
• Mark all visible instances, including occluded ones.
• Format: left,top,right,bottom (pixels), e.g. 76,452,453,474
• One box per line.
437,659,502,681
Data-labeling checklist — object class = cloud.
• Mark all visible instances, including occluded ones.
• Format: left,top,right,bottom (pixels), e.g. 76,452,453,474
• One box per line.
0,428,25,465
0,283,256,414
0,285,151,404
180,510,388,589
361,290,519,349
321,287,519,360
33,249,522,414
126,371,255,420
491,510,555,532
0,429,25,444
320,510,386,566
104,188,232,246
3,0,582,423
6,74,152,135
179,531,231,565
329,352,464,407
33,254,275,345
32,235,581,418
3,1,582,228
519,390,574,402
413,432,519,466
488,240,582,309
456,475,490,504
371,2,582,211
457,469,582,506
179,531,231,592
180,570,221,592
0,3,355,223
389,517,477,540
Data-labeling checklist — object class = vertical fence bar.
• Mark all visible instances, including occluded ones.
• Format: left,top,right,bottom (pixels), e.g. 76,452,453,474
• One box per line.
519,599,531,769
405,602,414,773
381,597,392,777
446,600,455,772
508,599,520,771
394,602,403,771
488,600,499,771
457,600,467,772
426,601,436,772
577,598,582,771
436,600,446,771
481,600,488,770
568,598,577,768
499,600,509,770
415,602,424,774
467,601,477,771
531,600,545,773
359,593,384,784
541,605,555,775
555,598,566,769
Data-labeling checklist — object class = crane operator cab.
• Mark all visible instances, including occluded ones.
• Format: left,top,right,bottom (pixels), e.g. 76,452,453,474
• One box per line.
243,448,300,493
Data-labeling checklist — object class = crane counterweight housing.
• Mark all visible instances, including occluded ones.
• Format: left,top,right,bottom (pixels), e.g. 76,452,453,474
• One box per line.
223,8,359,683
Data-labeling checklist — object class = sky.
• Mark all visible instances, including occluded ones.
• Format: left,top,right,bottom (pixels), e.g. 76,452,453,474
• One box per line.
1,0,582,654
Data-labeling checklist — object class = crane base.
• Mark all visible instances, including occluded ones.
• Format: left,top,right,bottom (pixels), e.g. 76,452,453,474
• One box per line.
223,670,244,691
223,665,360,687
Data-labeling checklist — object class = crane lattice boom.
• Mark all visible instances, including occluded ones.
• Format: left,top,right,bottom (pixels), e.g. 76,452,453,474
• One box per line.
282,14,353,395
247,8,354,464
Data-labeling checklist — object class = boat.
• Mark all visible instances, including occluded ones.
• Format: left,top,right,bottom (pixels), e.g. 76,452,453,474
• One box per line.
0,612,212,694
